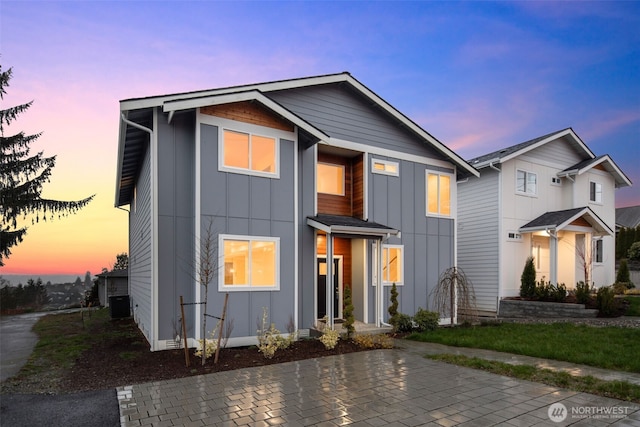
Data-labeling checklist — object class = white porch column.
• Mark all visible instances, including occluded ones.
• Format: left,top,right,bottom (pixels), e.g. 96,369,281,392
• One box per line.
550,233,558,284
326,233,334,329
375,239,383,327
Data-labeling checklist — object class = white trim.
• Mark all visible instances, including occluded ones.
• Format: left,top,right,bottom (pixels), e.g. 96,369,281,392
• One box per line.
218,128,280,179
194,109,202,344
516,169,538,197
371,158,400,177
589,180,603,205
151,108,159,351
327,137,456,171
317,255,344,319
381,244,404,286
218,234,280,291
363,153,369,220
293,128,299,332
313,146,318,215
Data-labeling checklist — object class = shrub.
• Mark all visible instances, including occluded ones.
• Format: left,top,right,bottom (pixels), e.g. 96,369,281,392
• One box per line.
319,328,340,350
353,333,394,349
388,283,399,329
574,281,592,304
535,281,551,300
617,259,631,283
628,242,640,261
596,286,616,317
413,308,439,332
257,308,294,359
394,313,414,333
342,285,355,338
550,283,567,302
520,257,537,298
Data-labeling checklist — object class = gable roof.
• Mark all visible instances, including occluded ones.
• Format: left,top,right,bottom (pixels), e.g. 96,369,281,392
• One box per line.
116,72,478,207
561,154,632,188
307,214,399,238
519,206,613,236
468,128,593,169
616,205,640,229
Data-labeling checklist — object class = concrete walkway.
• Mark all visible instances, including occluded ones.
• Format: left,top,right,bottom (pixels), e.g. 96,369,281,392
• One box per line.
117,341,640,426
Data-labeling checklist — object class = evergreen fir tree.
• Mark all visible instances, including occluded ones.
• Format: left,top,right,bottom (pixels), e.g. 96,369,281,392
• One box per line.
520,256,537,298
0,66,94,265
342,285,355,338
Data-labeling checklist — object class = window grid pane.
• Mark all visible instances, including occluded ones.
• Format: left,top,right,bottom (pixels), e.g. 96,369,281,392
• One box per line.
224,130,250,169
251,135,276,173
427,173,439,214
224,240,249,285
250,241,276,286
317,163,345,195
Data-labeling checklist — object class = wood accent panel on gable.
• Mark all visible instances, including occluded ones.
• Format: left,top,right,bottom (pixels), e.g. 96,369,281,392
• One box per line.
594,163,607,172
571,217,591,227
201,101,294,132
317,234,352,291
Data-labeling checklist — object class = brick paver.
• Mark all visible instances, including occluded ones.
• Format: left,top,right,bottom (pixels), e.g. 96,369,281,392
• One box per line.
117,348,639,426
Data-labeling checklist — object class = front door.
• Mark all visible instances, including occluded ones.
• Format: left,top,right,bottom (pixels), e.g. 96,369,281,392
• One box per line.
317,257,340,319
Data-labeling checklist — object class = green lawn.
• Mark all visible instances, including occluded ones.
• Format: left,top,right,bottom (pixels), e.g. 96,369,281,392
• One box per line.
624,296,640,316
408,322,640,373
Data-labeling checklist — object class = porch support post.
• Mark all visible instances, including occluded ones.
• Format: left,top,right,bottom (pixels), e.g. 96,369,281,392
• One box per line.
375,239,383,327
550,233,558,284
326,233,334,329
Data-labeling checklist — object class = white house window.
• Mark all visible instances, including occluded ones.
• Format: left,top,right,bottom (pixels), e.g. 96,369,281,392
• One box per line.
220,235,279,291
382,245,403,285
516,170,537,195
590,181,602,204
426,172,451,216
317,163,345,195
594,239,603,263
507,231,523,242
371,159,399,177
551,177,562,186
222,129,277,177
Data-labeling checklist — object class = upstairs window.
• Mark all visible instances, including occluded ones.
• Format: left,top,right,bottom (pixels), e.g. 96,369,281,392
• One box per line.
317,163,345,195
590,181,602,204
222,129,277,177
427,172,451,216
372,159,399,177
516,170,537,195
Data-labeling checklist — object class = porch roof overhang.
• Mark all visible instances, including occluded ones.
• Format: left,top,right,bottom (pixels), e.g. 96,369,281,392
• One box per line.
307,214,399,239
519,206,613,237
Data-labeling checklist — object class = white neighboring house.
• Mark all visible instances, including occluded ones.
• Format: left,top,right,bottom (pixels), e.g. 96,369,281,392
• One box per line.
458,128,632,315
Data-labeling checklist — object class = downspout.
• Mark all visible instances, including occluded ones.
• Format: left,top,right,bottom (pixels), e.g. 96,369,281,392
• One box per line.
489,161,502,315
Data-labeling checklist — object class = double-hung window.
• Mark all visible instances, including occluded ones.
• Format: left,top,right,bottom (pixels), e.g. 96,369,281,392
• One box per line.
516,170,537,195
590,181,602,204
220,235,279,291
426,172,451,216
594,239,603,263
222,129,277,177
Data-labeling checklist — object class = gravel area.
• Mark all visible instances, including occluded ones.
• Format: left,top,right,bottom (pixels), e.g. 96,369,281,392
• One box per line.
495,316,640,328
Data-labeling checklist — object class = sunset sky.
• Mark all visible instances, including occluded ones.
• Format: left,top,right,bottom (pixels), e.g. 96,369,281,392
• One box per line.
1,1,638,276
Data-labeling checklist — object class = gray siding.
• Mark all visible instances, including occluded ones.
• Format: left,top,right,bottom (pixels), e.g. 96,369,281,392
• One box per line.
368,155,454,320
129,141,152,343
457,169,500,313
298,145,317,330
199,123,297,338
268,85,447,160
156,111,196,341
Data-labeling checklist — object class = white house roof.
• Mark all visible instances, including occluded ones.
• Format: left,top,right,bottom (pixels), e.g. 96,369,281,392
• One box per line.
519,206,613,236
116,72,478,207
560,154,632,189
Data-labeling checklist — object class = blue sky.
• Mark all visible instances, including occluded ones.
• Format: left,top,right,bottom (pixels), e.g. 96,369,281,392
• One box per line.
1,1,638,274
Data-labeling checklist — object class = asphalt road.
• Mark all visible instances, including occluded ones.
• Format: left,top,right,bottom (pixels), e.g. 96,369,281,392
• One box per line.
0,310,120,427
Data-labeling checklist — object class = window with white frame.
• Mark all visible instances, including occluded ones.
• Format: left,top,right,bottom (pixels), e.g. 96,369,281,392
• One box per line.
551,177,562,186
426,172,451,216
507,231,523,242
317,163,345,195
219,235,279,290
594,239,603,263
221,129,277,177
516,170,537,195
590,181,602,204
371,159,399,177
382,245,403,285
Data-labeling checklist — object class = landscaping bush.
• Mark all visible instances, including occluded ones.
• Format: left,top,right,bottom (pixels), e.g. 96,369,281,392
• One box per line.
574,281,592,305
550,283,567,302
342,285,355,338
388,283,400,331
520,256,536,298
596,286,616,317
413,308,439,332
394,313,414,333
628,242,640,261
535,281,551,300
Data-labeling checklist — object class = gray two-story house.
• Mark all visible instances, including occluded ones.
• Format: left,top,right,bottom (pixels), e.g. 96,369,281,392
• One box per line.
115,72,478,350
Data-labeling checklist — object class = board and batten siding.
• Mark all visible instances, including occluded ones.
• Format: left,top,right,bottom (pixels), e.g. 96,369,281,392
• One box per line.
198,122,297,342
458,169,500,313
129,143,153,345
268,85,447,161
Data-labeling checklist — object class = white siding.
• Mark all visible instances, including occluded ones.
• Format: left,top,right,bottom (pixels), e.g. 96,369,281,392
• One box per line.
129,147,153,345
458,169,500,313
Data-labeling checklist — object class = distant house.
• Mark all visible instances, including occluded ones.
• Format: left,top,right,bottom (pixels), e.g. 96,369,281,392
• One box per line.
115,72,478,350
95,269,128,307
616,205,640,230
458,128,632,315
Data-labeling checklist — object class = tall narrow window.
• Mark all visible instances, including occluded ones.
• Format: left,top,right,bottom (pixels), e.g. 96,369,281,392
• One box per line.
220,235,279,290
222,130,277,176
594,239,603,263
590,181,602,203
516,170,537,195
427,173,451,216
317,163,345,195
382,245,403,285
